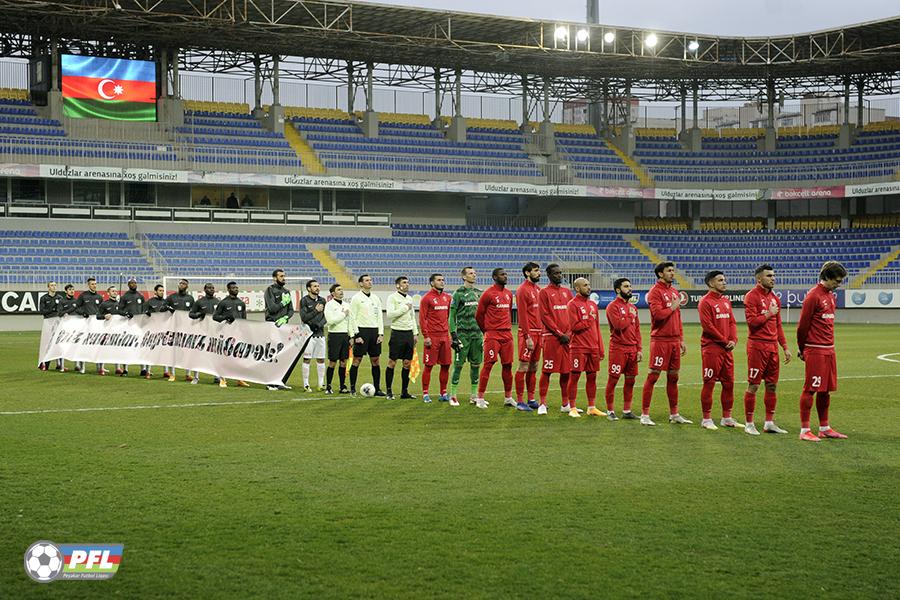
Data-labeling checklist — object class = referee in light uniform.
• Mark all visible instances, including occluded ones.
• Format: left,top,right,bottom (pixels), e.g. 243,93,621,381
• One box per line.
349,273,385,396
324,283,352,394
385,275,418,400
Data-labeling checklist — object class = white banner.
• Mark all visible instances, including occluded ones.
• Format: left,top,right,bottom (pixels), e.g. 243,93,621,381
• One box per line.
655,188,760,201
39,312,310,386
845,289,900,308
844,182,900,198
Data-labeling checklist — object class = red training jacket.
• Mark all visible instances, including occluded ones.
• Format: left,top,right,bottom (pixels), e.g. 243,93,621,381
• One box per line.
698,290,738,348
647,280,683,341
606,295,642,351
743,284,787,350
568,294,605,358
516,279,542,334
419,288,451,338
476,283,513,333
796,282,836,352
539,283,573,338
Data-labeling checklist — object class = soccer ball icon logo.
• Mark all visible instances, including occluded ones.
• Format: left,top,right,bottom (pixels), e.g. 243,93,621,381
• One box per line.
24,541,63,582
359,383,376,397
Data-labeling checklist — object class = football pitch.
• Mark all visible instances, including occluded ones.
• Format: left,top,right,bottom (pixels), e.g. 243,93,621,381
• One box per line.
2,323,899,598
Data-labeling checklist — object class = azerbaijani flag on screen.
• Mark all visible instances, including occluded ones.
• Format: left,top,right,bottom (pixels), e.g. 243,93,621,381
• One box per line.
61,55,157,121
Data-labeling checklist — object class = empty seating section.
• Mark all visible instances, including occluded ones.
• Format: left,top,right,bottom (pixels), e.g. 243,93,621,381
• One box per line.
634,128,900,184
635,217,690,231
854,214,900,228
295,112,543,180
776,216,841,231
699,218,765,231
146,234,331,282
640,229,900,287
179,102,299,169
555,131,638,183
0,231,154,285
0,91,176,162
332,224,653,288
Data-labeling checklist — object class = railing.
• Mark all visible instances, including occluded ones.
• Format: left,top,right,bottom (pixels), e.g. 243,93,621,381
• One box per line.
136,232,170,276
0,203,392,227
861,268,900,286
316,151,546,184
643,159,900,184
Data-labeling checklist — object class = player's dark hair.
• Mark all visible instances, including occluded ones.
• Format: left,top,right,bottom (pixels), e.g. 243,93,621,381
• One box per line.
329,283,341,294
522,262,540,277
820,261,848,281
704,270,724,285
429,273,443,284
306,279,317,290
86,277,96,284
64,284,74,291
491,267,505,279
395,276,408,285
546,263,560,273
654,261,675,277
272,269,284,278
107,286,116,293
754,264,774,276
227,281,237,288
154,284,164,291
179,278,189,284
358,274,371,284
460,266,474,276
613,277,631,292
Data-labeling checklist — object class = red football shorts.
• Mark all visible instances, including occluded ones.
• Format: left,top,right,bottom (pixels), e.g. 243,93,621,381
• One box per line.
541,334,571,374
517,330,543,363
424,335,452,366
608,345,639,377
803,346,837,392
483,331,514,365
569,351,600,373
747,342,780,385
701,345,734,383
649,339,681,372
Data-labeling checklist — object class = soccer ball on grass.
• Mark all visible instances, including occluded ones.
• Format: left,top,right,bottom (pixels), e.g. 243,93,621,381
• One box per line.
359,383,376,397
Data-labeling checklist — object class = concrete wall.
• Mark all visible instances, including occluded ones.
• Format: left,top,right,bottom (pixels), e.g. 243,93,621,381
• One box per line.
363,192,467,225
546,197,636,228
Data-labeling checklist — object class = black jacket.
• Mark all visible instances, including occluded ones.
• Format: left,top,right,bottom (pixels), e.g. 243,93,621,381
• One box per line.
213,295,247,323
145,296,169,315
59,293,78,316
190,294,219,320
118,289,145,318
300,294,327,336
166,291,194,312
40,292,62,318
76,290,103,317
97,298,120,319
264,283,294,322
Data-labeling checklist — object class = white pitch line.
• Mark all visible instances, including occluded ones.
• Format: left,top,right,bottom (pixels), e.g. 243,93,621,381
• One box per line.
877,353,900,364
2,373,900,417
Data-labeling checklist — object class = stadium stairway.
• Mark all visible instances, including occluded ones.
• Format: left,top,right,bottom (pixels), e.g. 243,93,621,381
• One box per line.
308,246,356,289
284,122,325,174
606,139,654,187
851,243,900,287
628,236,694,288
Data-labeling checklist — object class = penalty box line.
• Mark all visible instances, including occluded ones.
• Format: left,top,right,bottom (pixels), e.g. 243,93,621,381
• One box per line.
2,373,899,417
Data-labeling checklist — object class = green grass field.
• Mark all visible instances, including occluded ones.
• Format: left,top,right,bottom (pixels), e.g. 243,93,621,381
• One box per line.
2,323,899,598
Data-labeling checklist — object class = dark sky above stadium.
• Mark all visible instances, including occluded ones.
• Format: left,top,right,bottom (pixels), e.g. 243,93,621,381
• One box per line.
361,0,897,36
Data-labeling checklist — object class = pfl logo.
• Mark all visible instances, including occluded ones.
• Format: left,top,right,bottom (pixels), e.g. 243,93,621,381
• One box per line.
24,541,123,582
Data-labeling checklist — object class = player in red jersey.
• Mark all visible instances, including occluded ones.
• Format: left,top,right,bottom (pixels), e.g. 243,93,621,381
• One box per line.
697,271,738,431
641,262,692,426
420,273,454,404
514,262,542,411
566,278,606,418
537,264,574,416
796,261,848,442
605,278,642,421
474,268,514,409
742,264,791,436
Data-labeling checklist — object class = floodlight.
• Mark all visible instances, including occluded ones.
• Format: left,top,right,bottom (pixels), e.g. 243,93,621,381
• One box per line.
603,31,616,44
555,26,568,41
645,33,658,48
688,40,700,52
576,29,589,43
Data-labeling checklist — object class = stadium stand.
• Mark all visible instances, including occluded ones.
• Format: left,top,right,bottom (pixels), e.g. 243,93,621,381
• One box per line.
179,101,300,171
632,128,900,185
290,110,544,181
0,231,155,285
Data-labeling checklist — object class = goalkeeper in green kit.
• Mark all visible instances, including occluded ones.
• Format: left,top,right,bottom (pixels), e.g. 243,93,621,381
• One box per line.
449,266,485,405
265,268,295,390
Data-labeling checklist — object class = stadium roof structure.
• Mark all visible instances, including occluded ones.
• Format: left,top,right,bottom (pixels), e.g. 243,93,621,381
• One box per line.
1,0,899,100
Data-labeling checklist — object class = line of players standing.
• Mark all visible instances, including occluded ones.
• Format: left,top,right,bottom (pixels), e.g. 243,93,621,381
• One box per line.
39,259,848,442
